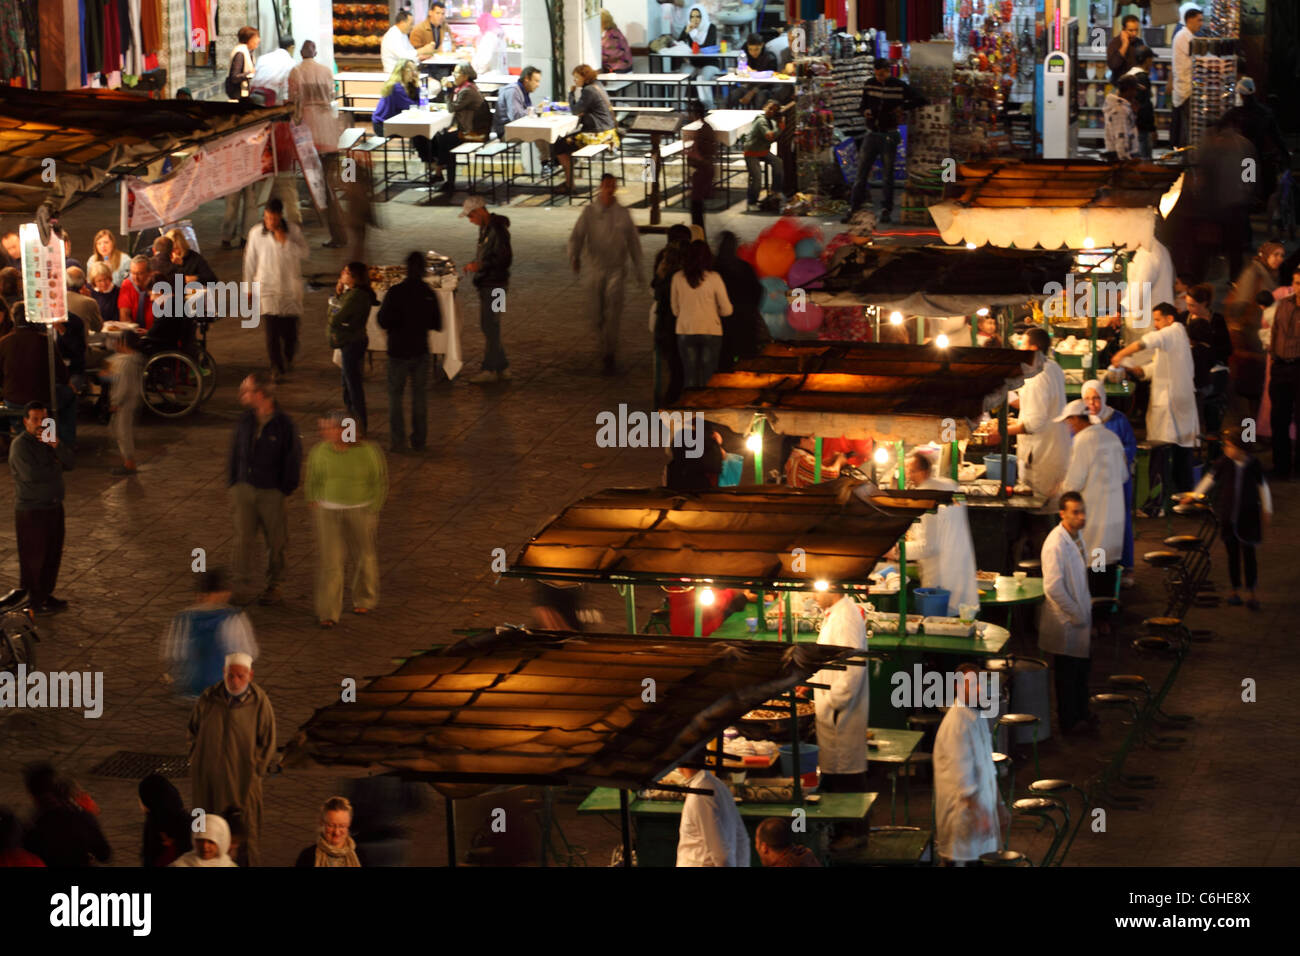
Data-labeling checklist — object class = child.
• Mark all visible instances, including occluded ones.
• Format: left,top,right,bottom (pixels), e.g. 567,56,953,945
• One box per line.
161,569,259,698
105,329,144,476
1192,425,1272,609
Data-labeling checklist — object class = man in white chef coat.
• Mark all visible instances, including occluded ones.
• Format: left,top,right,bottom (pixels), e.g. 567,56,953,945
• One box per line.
991,327,1070,556
1057,399,1128,607
250,35,296,105
381,10,435,76
933,663,1007,865
1039,492,1095,735
672,760,750,867
1111,301,1201,499
811,588,870,794
903,451,978,616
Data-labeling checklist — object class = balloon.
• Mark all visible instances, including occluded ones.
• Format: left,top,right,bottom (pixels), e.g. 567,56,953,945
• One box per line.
763,309,795,339
787,300,824,333
787,257,827,289
764,217,805,245
738,243,758,267
794,237,823,259
755,237,796,279
759,276,788,314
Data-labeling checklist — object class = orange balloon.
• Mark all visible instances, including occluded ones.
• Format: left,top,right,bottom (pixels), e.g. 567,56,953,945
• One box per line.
754,237,796,279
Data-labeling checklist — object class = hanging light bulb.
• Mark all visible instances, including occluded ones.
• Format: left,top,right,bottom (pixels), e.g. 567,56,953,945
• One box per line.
965,241,977,250
699,586,715,606
976,307,990,316
873,446,890,465
745,432,763,452
889,311,904,325
936,333,950,348
1083,236,1096,249
814,579,830,592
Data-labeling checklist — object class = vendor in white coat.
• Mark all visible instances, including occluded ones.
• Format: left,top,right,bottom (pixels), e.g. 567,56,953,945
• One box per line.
933,664,1008,865
672,762,750,867
1039,492,1095,735
903,451,978,616
811,589,869,782
1111,301,1201,495
1058,398,1128,600
990,326,1070,508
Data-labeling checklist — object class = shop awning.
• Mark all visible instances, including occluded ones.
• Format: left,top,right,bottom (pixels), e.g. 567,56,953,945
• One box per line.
929,159,1182,252
0,88,292,215
669,342,1033,442
280,627,862,796
504,484,931,589
812,245,1075,316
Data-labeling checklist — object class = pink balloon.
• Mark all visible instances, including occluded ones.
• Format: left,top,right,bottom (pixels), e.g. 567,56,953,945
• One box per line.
787,300,824,332
787,257,827,289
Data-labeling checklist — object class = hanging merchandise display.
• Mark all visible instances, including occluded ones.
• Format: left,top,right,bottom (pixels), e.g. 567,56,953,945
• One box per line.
785,17,838,217
904,41,954,225
942,0,1037,159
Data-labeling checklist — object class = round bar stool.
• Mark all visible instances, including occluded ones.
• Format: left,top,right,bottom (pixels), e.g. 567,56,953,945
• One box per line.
980,848,1030,866
997,713,1040,778
1011,796,1066,866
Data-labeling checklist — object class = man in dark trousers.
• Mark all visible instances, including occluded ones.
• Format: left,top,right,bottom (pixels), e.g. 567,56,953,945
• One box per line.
1106,14,1147,85
461,197,513,384
9,401,74,614
845,58,926,224
227,372,302,605
377,250,442,453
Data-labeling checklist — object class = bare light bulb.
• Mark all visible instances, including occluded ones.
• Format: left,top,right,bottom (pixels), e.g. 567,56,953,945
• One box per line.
936,333,950,348
965,242,976,250
745,432,763,452
889,311,903,325
699,587,715,606
1083,237,1096,249
976,307,990,317
873,447,890,465
814,579,830,591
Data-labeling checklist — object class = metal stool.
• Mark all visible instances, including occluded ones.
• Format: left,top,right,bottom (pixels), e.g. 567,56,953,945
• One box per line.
1027,778,1089,866
1011,796,1067,867
980,848,1031,866
997,713,1040,778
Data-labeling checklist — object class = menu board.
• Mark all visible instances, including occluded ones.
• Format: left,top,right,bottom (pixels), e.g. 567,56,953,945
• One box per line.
290,122,329,212
19,223,67,325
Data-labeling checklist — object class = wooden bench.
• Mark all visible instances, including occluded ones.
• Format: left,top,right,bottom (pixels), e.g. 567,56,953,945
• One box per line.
470,140,519,203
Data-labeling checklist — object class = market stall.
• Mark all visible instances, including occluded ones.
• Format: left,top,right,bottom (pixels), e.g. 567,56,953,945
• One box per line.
361,254,463,379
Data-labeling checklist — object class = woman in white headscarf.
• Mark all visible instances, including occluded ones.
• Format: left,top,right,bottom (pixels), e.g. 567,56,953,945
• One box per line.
170,813,238,867
1081,379,1137,579
676,5,722,110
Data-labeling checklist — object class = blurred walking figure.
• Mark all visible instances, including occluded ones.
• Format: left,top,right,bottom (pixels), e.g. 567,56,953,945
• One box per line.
306,411,387,628
21,763,111,867
328,262,375,435
228,373,302,606
652,225,691,406
104,329,143,475
289,40,348,248
187,653,276,866
170,813,238,867
568,174,643,374
1193,425,1271,609
296,796,363,867
161,568,259,699
138,773,192,867
244,197,308,381
377,251,442,453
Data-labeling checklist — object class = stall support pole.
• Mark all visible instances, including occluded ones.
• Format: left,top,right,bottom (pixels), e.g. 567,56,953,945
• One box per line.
896,440,908,635
445,796,457,867
998,400,1010,502
619,789,633,867
950,440,959,481
694,586,703,638
783,591,794,643
752,416,765,484
813,436,823,484
622,584,637,633
789,687,803,806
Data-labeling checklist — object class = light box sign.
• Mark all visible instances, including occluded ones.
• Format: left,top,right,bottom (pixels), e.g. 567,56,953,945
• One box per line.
19,223,67,325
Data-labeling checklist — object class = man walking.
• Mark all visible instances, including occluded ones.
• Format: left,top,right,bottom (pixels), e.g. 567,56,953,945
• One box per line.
845,58,926,224
188,652,276,866
568,174,643,375
289,40,347,248
9,401,73,614
227,373,303,606
460,197,513,384
377,251,442,452
1040,492,1095,735
244,197,309,381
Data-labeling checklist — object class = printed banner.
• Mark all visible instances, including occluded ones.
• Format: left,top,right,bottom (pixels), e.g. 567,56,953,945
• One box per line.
291,122,329,212
18,223,67,324
121,124,273,233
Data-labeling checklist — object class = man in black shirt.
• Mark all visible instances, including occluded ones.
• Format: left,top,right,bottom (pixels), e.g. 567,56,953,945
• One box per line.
846,58,926,224
1106,15,1147,85
377,251,442,453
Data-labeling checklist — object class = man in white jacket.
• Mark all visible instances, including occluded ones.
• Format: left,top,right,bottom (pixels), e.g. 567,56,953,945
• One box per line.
1170,7,1202,148
674,764,750,866
1039,492,1095,735
933,663,1007,864
903,451,978,616
811,587,870,850
243,198,309,381
1058,398,1128,596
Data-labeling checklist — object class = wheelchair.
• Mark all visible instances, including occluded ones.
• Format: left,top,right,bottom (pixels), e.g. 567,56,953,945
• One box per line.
92,315,218,419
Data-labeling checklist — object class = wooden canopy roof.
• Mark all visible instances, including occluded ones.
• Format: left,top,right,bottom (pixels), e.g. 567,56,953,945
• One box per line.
944,159,1182,208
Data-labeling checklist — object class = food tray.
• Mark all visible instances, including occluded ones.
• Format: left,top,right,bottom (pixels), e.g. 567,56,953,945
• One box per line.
922,617,976,638
867,613,922,634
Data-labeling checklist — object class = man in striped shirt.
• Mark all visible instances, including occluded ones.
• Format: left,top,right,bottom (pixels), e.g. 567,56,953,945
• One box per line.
845,59,926,224
1268,269,1300,479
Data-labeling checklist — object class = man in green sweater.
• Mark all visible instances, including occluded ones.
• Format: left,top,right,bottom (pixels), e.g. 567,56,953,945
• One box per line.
305,411,388,628
9,401,74,614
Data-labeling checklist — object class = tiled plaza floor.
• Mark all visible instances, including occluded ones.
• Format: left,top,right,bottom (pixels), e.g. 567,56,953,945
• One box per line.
0,179,1294,867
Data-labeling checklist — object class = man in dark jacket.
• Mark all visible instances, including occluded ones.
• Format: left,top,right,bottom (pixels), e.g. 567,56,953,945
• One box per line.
0,318,78,452
1125,50,1156,159
227,372,303,605
460,197,513,384
1106,15,1147,85
9,401,74,614
378,251,442,453
846,58,926,224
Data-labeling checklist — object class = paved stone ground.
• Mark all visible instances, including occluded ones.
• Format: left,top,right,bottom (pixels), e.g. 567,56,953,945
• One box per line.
0,176,1294,867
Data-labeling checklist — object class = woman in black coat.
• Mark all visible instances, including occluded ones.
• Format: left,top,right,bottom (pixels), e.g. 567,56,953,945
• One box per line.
713,231,765,371
652,225,691,407
139,773,192,867
1196,427,1271,609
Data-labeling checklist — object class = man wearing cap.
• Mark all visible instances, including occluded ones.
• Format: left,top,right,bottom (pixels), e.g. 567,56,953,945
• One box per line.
460,197,513,384
8,400,74,615
844,58,926,225
187,651,276,867
1057,398,1128,602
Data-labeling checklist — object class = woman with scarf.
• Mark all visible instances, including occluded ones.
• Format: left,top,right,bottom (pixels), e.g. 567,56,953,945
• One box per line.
677,5,721,110
295,796,363,867
170,813,238,867
1081,379,1138,583
138,773,192,867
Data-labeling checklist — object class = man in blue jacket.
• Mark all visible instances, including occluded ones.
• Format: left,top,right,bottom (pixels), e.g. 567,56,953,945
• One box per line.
228,372,302,605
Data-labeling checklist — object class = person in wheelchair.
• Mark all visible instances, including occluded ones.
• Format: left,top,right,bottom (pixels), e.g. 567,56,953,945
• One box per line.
138,272,199,357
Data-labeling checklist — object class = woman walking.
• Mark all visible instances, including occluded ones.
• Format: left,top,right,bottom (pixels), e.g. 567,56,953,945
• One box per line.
306,412,387,629
328,262,375,435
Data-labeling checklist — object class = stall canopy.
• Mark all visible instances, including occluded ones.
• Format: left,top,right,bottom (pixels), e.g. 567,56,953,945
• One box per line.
0,88,291,216
503,484,940,589
812,245,1075,316
281,627,861,796
669,342,1033,443
929,159,1183,252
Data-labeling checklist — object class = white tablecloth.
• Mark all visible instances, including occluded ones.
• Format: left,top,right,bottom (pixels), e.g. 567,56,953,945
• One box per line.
504,113,581,144
380,108,456,139
714,72,796,85
365,285,462,379
682,109,763,147
597,72,692,84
